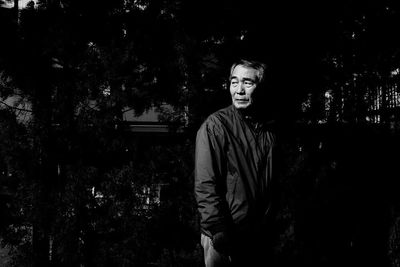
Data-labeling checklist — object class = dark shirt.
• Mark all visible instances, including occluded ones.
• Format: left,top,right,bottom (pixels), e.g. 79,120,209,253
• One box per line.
195,105,276,237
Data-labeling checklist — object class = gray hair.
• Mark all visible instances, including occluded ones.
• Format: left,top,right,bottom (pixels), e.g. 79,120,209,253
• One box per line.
229,59,267,84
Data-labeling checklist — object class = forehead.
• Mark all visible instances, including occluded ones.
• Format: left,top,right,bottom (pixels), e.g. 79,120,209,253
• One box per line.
231,65,258,79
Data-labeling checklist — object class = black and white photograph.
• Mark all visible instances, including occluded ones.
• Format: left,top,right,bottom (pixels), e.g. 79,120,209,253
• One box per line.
0,0,399,266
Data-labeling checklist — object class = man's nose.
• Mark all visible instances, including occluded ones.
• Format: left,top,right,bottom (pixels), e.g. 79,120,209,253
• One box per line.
236,82,245,94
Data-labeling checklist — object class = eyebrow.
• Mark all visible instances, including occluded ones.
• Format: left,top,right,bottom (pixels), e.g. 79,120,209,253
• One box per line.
242,77,256,82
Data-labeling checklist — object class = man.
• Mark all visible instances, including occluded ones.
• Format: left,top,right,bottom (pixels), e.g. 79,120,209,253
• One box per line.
195,59,277,266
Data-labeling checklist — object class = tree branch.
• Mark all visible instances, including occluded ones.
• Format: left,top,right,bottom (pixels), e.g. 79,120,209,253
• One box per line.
0,99,33,113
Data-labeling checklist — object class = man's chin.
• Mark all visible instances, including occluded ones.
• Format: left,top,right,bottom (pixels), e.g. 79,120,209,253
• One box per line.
233,102,251,110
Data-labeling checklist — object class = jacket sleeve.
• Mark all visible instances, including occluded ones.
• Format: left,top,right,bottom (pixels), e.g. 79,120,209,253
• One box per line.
194,121,229,236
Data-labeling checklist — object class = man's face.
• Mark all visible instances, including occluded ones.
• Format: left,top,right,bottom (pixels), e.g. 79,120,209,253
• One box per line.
230,65,259,110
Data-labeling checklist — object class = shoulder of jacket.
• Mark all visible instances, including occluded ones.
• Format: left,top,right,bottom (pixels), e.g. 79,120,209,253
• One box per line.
201,106,233,129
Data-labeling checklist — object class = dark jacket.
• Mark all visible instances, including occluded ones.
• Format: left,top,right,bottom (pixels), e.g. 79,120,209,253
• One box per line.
195,105,276,237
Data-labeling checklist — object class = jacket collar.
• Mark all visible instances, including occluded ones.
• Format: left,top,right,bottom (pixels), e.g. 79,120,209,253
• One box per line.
231,105,276,129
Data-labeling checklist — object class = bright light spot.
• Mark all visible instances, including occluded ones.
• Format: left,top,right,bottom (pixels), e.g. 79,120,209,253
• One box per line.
301,93,312,112
134,0,148,10
325,90,332,99
239,30,247,41
102,85,111,97
2,0,37,9
391,68,400,77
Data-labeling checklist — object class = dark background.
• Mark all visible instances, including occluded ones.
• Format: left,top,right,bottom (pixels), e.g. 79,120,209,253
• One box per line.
1,0,400,266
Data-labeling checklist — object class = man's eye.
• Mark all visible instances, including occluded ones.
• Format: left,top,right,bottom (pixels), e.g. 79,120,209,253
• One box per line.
244,81,254,87
231,81,238,86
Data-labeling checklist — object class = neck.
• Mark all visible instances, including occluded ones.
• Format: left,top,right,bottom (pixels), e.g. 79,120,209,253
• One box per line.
234,104,274,124
235,105,258,120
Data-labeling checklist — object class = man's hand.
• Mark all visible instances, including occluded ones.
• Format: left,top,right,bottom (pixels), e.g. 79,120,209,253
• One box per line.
211,231,231,254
